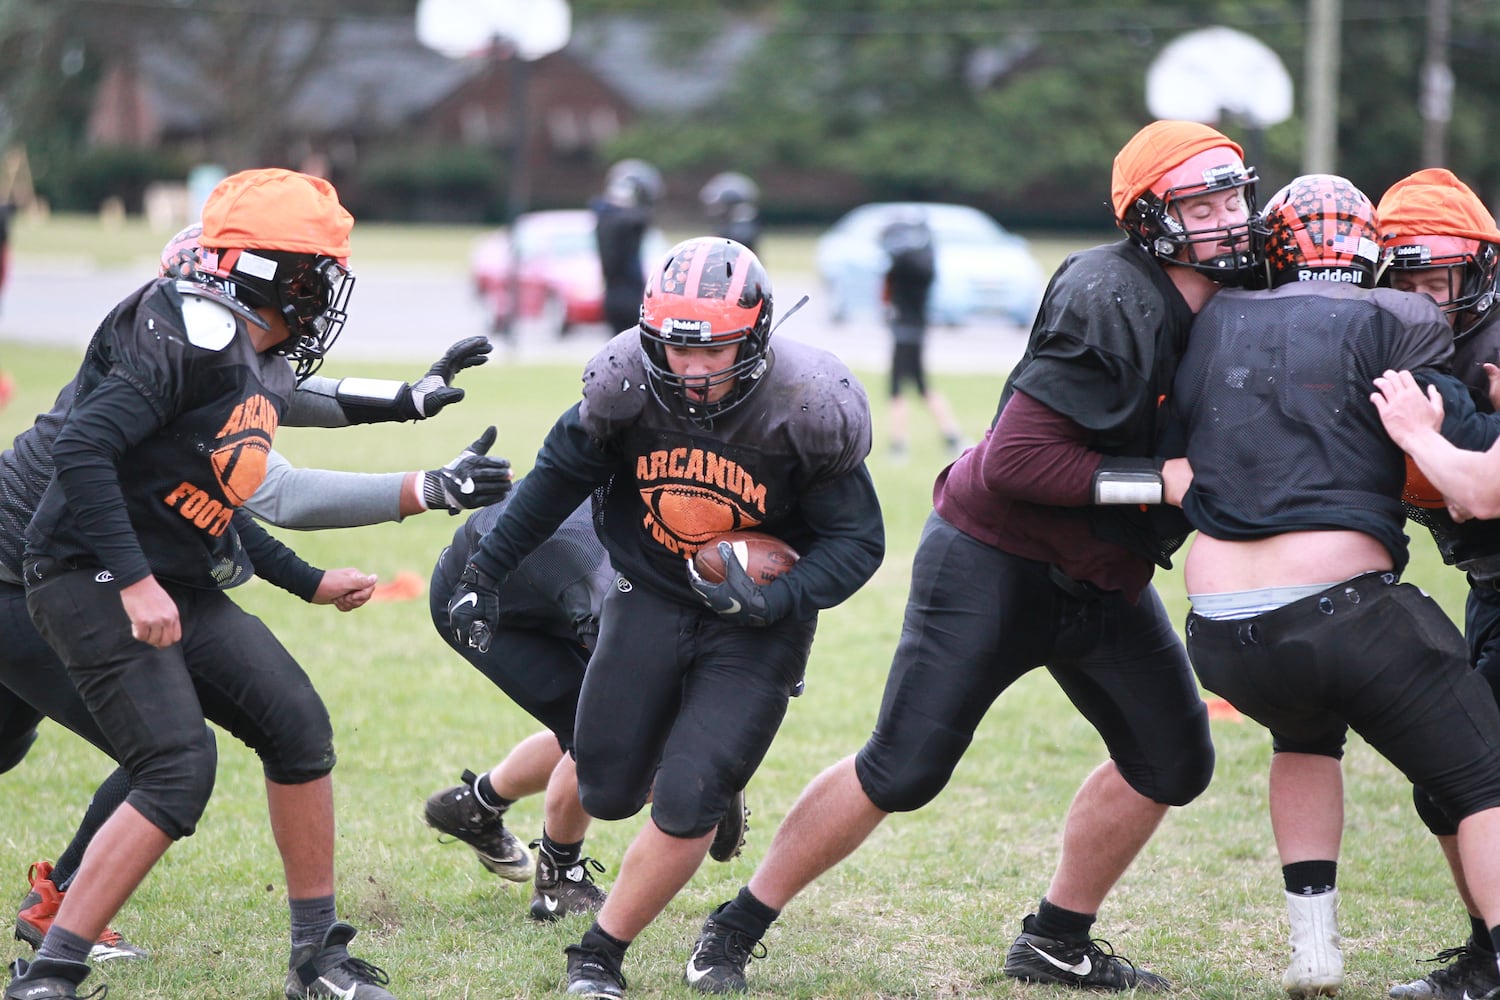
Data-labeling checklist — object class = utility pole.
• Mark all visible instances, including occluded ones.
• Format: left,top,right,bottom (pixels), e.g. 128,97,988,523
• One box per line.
1303,0,1340,174
1420,0,1453,166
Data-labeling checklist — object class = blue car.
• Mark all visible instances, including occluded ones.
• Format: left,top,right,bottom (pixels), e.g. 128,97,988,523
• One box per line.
815,202,1044,327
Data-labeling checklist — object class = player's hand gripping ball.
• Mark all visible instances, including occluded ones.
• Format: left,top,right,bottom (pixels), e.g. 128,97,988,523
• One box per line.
690,531,800,585
687,531,799,627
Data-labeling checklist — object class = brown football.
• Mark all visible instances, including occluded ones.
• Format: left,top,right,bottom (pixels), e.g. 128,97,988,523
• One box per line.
692,531,800,585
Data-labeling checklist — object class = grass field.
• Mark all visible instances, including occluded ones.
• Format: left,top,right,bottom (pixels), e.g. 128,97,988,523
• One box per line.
0,235,1483,998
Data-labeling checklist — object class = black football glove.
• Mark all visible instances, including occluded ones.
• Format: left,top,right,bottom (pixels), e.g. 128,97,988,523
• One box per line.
422,426,512,514
448,562,503,653
402,336,494,420
687,541,773,627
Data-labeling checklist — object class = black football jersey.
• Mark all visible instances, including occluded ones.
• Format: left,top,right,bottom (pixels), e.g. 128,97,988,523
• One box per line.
1170,281,1453,572
26,278,298,590
470,330,882,622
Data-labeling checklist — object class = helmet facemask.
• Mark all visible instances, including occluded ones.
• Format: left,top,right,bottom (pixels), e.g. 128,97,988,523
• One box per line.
1125,158,1259,286
638,238,772,427
215,248,355,381
1384,239,1500,340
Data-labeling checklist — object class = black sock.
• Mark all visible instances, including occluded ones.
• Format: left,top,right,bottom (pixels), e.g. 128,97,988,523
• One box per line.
1031,898,1095,941
1282,860,1337,895
55,768,131,889
474,772,513,813
540,832,584,869
1481,918,1499,957
720,886,779,940
582,922,630,962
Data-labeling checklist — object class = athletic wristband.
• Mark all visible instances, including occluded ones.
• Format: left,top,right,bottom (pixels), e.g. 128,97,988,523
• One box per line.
335,377,407,407
1093,469,1163,505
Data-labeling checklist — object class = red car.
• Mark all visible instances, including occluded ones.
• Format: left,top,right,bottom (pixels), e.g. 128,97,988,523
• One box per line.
470,209,666,337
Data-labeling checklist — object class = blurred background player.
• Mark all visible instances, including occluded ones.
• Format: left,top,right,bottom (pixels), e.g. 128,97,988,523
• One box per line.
447,236,883,998
1376,168,1500,1000
878,209,965,462
699,172,762,256
592,159,663,335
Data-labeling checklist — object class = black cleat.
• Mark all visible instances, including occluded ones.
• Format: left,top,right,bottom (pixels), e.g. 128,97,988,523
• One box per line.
423,769,534,882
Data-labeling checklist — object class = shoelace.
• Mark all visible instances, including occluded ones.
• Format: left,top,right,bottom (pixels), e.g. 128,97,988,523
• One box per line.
704,923,767,968
1425,945,1477,965
339,954,391,988
529,842,606,885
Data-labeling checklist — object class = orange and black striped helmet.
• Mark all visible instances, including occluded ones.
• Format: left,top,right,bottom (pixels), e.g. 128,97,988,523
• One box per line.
1257,174,1380,288
639,237,772,424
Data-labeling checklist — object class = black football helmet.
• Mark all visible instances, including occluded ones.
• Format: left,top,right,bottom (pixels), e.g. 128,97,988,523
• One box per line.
206,248,354,381
639,237,772,424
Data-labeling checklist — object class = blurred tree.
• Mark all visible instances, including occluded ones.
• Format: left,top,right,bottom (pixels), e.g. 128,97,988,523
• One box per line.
580,0,1500,226
0,0,419,206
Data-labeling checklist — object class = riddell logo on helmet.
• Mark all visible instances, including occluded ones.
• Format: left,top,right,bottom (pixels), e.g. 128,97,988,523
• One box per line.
1297,268,1363,283
661,318,713,340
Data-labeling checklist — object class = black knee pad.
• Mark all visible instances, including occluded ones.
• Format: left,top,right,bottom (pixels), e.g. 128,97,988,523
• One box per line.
649,770,731,839
255,693,336,785
855,728,971,814
579,780,648,823
133,724,218,839
1122,743,1216,808
1414,784,1460,837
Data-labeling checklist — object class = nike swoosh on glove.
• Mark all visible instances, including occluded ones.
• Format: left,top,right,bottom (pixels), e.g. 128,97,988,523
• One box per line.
448,562,504,652
687,541,774,627
423,426,513,513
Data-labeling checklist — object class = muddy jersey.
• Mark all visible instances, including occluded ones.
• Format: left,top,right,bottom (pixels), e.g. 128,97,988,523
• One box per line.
468,330,882,623
936,240,1194,592
1170,282,1455,573
26,277,313,593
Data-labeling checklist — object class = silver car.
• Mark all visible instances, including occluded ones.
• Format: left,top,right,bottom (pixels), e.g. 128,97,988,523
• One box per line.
815,201,1044,327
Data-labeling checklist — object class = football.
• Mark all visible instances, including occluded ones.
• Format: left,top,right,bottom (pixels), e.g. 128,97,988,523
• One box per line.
691,531,800,585
1402,454,1445,509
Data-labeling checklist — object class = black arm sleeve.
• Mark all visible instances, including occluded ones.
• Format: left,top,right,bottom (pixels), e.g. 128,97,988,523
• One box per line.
49,375,166,586
1417,369,1500,452
761,463,885,623
469,404,615,580
233,510,322,601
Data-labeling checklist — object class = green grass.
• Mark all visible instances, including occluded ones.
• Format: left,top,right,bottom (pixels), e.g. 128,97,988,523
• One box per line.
0,330,1479,998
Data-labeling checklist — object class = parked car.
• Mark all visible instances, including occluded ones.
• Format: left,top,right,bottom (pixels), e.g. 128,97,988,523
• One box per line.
470,209,666,337
814,202,1044,327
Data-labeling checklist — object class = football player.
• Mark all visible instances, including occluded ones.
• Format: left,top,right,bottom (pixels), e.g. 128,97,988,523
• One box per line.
680,120,1257,995
9,169,397,1000
1373,168,1500,1000
1170,174,1500,999
1,231,511,967
591,159,662,336
423,488,752,923
447,236,883,998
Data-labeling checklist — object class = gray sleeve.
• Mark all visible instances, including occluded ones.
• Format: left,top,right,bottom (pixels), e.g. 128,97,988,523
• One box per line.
285,375,351,428
245,450,408,529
